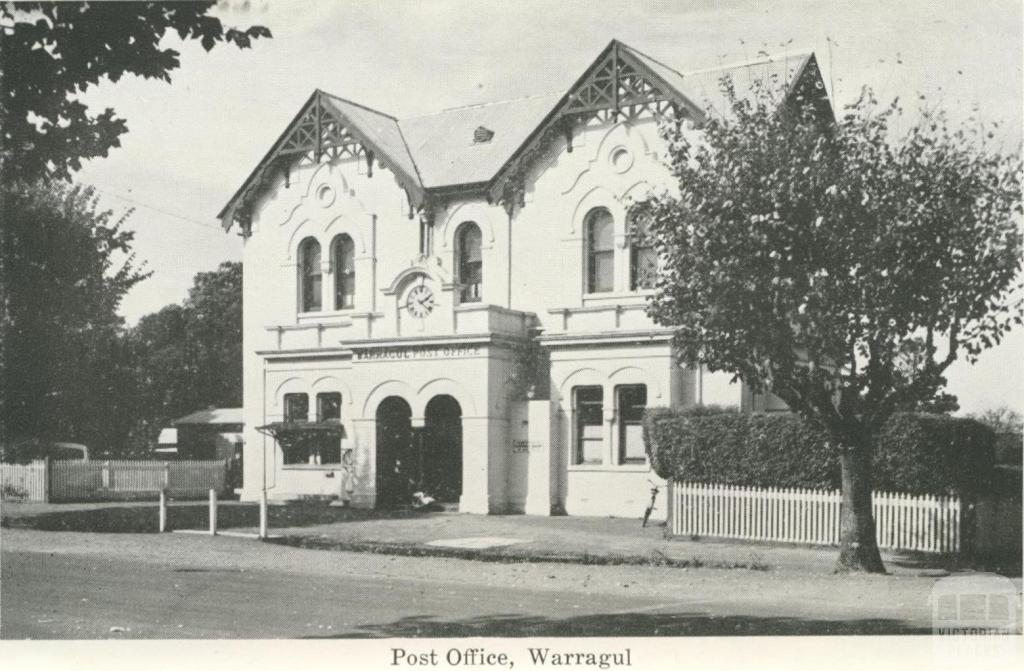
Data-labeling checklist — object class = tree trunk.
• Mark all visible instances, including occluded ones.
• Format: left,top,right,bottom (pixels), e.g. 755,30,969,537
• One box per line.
836,442,886,573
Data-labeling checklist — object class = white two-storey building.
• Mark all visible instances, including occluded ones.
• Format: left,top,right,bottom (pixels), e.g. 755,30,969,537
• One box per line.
219,40,826,518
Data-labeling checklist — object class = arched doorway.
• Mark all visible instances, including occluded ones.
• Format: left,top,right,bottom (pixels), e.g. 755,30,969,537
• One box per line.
423,395,462,503
375,396,413,508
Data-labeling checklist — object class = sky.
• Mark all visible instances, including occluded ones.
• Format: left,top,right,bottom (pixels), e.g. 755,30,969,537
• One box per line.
73,0,1023,415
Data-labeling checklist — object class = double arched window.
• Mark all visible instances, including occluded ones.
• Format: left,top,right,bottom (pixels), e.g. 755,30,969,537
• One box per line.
585,208,614,293
583,207,657,294
298,237,322,312
456,222,482,303
332,234,355,310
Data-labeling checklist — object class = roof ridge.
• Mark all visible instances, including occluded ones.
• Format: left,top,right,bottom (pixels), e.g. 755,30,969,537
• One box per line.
619,43,687,78
399,91,564,121
319,90,399,120
679,50,814,78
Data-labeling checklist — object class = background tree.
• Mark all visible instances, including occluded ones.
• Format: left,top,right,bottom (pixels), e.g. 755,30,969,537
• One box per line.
1,182,150,458
640,79,1022,572
969,406,1024,435
1,1,271,180
126,262,242,453
0,2,268,458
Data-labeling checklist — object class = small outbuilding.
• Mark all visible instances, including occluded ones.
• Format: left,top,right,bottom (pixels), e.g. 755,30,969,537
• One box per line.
173,408,244,461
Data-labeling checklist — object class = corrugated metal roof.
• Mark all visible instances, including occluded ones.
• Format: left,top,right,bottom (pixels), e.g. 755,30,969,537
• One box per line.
174,408,244,426
398,93,562,188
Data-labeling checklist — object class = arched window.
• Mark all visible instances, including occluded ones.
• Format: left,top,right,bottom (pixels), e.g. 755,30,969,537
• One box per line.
332,234,355,310
628,209,657,291
585,208,614,293
456,222,482,303
298,237,322,312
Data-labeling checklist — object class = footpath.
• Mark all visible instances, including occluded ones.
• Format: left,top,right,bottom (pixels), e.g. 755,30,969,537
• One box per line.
1,500,971,576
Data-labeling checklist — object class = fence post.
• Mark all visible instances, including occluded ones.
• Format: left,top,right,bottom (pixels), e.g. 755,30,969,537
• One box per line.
209,488,217,536
43,456,51,503
164,461,171,491
159,489,167,532
102,460,111,489
259,489,268,539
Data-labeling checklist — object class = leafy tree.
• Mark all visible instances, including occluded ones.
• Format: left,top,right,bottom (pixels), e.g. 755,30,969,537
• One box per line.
0,2,267,460
640,79,1022,572
1,182,150,457
126,262,242,451
1,1,271,180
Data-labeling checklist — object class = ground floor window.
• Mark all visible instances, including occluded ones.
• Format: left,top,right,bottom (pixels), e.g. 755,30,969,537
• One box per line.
283,393,308,422
617,384,647,464
573,386,604,464
280,392,342,465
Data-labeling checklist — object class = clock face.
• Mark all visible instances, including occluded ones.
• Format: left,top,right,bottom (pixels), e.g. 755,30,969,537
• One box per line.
406,283,435,318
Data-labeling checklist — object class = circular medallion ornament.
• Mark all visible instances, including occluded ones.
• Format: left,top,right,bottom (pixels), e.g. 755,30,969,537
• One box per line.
609,146,634,174
406,282,435,318
316,184,336,207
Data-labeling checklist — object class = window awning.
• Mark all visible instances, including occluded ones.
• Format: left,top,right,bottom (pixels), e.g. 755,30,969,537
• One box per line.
255,421,347,441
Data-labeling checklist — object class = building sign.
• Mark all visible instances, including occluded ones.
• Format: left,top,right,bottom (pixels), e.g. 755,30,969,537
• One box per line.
511,440,542,453
354,344,482,362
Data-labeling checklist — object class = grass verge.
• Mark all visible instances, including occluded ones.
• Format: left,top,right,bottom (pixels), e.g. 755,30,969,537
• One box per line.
269,535,772,571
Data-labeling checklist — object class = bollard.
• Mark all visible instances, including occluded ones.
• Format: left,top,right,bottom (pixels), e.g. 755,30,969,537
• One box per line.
259,489,268,539
209,488,217,536
159,489,167,533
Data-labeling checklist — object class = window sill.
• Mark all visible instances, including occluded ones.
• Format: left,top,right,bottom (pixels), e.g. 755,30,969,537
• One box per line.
582,290,654,303
297,309,355,321
567,463,652,473
282,464,346,471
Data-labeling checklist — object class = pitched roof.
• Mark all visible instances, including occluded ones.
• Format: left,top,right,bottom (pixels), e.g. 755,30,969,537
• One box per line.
219,40,827,229
174,408,244,426
321,93,422,189
398,93,562,188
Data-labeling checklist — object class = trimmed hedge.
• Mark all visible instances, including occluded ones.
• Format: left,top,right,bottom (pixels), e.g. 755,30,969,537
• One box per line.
644,408,996,497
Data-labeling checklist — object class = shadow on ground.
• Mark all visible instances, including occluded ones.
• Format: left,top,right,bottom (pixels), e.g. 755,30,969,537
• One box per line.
886,550,1022,577
309,610,932,637
0,502,423,533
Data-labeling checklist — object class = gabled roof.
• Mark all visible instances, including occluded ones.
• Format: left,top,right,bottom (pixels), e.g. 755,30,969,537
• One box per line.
321,92,422,190
219,40,830,230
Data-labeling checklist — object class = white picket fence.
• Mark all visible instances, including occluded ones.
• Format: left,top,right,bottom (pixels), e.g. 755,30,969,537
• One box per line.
1,459,227,502
671,481,962,553
1,460,48,501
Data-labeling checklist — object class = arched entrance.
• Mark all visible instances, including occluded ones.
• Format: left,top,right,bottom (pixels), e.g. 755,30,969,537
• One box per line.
375,396,413,508
423,395,462,503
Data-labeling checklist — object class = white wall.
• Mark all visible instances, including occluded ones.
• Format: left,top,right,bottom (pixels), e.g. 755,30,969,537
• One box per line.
238,112,723,518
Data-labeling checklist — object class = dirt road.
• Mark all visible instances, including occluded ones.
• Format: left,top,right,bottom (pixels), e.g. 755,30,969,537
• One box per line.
1,528,950,638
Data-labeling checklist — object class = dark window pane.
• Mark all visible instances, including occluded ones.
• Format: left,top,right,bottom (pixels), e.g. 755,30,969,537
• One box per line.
334,236,355,310
317,392,342,422
586,209,615,293
574,386,604,464
589,250,614,293
631,246,657,290
284,393,308,422
458,223,482,303
617,385,647,464
300,238,322,312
